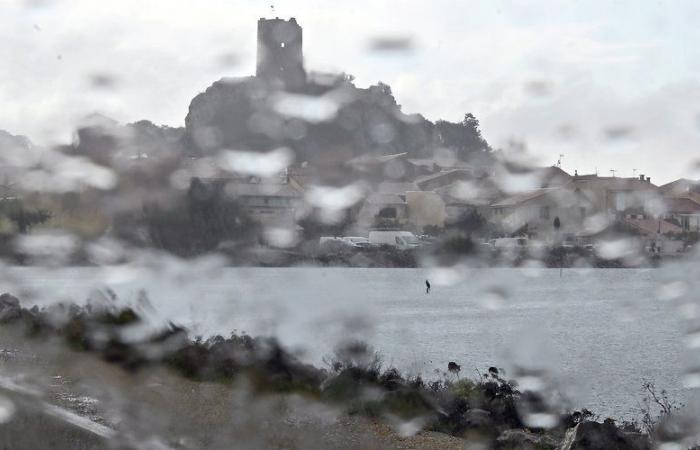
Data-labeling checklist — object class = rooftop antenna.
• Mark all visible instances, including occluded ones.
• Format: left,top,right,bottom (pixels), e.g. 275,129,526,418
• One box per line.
610,169,617,177
632,168,638,177
556,154,564,168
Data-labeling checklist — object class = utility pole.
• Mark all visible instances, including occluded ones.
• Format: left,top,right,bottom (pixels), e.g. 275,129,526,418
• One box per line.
556,154,564,168
554,217,563,277
610,169,617,177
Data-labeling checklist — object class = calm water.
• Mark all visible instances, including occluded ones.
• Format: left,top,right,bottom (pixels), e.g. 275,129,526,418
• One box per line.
3,266,690,419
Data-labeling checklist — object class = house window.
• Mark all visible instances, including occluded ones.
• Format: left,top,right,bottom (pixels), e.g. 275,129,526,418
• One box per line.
378,207,397,219
539,206,550,219
615,192,626,211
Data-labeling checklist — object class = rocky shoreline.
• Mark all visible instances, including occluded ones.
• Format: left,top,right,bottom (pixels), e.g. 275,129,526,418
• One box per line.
3,244,675,269
0,293,687,449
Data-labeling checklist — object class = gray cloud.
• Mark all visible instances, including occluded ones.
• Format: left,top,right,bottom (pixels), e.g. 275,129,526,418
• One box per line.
2,0,699,183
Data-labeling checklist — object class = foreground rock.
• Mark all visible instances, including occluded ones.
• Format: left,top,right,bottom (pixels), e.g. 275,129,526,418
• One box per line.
0,293,658,449
495,429,559,449
559,421,650,450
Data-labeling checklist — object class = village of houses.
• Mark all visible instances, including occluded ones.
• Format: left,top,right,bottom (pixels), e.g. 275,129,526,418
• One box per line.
3,15,698,267
193,150,700,265
3,134,699,267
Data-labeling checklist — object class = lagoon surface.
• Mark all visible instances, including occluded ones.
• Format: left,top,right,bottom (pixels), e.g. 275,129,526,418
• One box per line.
2,266,690,419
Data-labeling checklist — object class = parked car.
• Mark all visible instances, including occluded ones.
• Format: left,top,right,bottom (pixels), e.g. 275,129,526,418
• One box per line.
417,234,437,244
368,231,422,250
489,236,529,261
479,240,496,255
561,233,578,249
318,237,351,252
319,236,343,245
491,237,528,249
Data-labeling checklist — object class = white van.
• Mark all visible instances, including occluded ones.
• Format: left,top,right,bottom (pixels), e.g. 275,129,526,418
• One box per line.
368,231,421,250
341,236,372,248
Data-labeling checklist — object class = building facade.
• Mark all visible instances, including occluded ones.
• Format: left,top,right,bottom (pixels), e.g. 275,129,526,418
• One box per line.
256,17,306,89
490,187,592,238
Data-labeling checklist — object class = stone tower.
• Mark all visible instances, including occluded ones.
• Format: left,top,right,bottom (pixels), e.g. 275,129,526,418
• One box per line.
256,17,306,89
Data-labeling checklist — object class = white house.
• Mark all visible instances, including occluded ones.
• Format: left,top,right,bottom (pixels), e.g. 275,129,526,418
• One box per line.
664,197,700,232
490,187,593,238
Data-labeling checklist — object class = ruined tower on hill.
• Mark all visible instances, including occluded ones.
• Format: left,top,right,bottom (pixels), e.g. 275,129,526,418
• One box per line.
256,17,306,89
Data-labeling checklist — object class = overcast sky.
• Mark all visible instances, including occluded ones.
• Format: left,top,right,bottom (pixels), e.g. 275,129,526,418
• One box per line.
3,0,700,183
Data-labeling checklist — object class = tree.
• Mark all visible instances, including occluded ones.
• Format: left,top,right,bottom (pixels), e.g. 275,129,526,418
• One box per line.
143,178,257,256
378,207,397,219
298,207,354,240
371,81,393,98
369,81,401,108
0,199,51,234
435,113,492,161
447,210,487,235
340,73,356,84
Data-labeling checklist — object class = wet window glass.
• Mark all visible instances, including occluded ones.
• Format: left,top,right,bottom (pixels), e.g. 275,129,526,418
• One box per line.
1,2,700,449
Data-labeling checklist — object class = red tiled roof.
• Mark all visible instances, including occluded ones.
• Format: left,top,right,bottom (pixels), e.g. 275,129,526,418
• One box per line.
660,178,700,194
623,218,683,235
666,197,700,214
414,169,473,189
347,152,407,167
491,188,556,207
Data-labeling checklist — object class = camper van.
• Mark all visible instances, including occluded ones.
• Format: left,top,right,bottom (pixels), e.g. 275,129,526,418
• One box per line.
368,231,421,250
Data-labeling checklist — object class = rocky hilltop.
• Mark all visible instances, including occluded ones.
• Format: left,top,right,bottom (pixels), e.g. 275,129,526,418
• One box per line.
184,75,440,163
